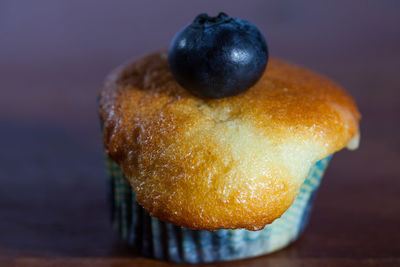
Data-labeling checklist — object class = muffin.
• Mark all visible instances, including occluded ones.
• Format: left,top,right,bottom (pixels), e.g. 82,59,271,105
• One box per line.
98,13,360,263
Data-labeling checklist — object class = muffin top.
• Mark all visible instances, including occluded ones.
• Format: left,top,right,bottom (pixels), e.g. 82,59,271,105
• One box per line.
99,51,360,231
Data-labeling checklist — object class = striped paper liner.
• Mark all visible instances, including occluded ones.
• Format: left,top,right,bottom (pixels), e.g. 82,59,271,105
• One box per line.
104,156,331,263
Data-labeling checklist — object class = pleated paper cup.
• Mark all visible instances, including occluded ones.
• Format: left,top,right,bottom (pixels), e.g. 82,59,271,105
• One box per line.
105,155,331,263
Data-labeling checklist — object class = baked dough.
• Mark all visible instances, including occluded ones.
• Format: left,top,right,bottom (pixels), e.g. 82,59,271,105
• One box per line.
99,51,360,230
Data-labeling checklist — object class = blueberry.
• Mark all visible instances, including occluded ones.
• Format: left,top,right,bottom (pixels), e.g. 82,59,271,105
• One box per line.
168,12,268,98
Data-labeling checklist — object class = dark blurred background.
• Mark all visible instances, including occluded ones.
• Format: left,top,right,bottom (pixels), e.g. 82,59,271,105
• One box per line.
1,1,400,266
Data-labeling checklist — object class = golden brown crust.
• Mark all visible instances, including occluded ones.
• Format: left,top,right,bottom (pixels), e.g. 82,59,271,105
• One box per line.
98,51,360,231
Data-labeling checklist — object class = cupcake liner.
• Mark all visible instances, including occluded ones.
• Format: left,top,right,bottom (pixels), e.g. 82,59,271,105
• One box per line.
105,155,332,263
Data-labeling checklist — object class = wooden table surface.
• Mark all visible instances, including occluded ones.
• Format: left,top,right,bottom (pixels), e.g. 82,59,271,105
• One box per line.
1,1,400,266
